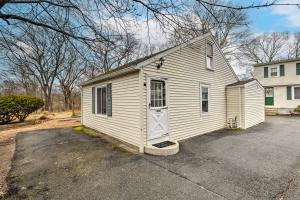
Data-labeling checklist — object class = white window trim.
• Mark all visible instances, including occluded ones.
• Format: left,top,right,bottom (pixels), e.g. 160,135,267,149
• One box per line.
270,66,280,77
95,85,108,117
292,86,300,100
205,42,214,71
149,79,167,109
200,83,210,115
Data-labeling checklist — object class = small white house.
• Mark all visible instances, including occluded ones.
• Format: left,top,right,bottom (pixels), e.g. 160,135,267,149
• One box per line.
226,79,265,129
81,33,265,153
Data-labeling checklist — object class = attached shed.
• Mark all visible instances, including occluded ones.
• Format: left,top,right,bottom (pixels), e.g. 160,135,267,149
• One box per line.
226,79,265,129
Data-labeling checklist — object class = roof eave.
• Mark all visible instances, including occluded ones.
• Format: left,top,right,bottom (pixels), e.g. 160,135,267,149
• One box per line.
81,67,139,87
253,58,300,67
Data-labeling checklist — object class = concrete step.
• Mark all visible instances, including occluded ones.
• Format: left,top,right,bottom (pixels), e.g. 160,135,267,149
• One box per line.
144,140,179,156
265,108,278,116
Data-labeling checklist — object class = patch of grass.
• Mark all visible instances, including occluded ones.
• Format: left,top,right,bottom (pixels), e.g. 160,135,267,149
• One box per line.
73,126,83,131
73,125,98,137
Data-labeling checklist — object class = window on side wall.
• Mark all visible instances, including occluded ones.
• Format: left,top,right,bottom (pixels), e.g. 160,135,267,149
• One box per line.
270,67,278,77
206,43,214,70
96,86,107,115
201,85,209,114
294,87,300,100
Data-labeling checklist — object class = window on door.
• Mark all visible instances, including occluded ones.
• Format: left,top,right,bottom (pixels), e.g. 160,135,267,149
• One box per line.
150,80,166,108
270,67,278,77
201,86,209,113
96,86,107,115
294,87,300,99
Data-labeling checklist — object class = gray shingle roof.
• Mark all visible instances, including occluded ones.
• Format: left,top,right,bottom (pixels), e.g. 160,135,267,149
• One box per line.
253,58,300,67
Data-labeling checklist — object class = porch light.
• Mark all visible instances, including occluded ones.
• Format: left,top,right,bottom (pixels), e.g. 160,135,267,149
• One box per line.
156,57,165,69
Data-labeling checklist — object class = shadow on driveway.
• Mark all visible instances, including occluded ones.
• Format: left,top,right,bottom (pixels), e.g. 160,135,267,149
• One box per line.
3,116,300,200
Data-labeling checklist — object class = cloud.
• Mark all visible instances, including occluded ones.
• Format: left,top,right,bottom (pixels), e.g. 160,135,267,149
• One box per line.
272,0,300,28
128,19,168,46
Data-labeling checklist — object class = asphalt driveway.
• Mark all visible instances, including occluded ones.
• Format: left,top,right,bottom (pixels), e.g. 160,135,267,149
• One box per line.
3,116,300,200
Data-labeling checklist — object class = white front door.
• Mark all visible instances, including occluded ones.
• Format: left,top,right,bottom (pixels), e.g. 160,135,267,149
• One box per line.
148,78,169,141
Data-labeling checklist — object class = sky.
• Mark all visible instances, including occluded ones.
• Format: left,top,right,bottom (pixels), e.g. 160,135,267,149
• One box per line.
241,0,300,33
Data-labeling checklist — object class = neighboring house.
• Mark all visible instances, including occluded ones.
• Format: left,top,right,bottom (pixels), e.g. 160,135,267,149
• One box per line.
253,58,300,115
81,33,265,153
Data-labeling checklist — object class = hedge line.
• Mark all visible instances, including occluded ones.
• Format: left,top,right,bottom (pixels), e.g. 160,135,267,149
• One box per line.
0,95,44,124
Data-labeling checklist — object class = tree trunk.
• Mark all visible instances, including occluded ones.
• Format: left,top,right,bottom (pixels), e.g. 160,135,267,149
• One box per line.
43,88,52,112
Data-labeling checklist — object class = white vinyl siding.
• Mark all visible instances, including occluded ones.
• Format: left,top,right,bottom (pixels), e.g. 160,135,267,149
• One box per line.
226,81,265,129
244,81,265,129
254,61,300,87
141,35,237,143
226,87,242,128
82,72,140,147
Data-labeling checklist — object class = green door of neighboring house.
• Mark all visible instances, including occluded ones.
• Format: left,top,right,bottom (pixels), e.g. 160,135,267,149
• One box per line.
265,87,274,105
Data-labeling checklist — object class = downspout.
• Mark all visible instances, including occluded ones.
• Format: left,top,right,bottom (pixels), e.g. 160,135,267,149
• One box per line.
239,87,243,129
81,86,83,125
138,68,145,153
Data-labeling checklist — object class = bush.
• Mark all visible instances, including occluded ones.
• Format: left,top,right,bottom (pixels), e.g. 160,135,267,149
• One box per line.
295,105,300,113
0,95,44,124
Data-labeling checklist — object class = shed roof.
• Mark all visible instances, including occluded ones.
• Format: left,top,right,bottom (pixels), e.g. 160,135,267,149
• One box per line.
226,79,256,87
253,58,300,67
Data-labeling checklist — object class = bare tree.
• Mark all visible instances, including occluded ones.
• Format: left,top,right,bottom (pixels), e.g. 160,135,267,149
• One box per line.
1,0,298,46
57,44,86,111
1,24,68,111
168,0,250,59
239,32,289,65
288,33,300,59
88,33,139,75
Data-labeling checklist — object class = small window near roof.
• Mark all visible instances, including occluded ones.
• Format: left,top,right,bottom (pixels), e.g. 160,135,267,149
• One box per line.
294,87,300,99
206,43,213,70
270,67,278,77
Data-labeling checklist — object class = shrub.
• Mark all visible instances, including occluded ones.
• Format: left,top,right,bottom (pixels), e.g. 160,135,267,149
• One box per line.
0,95,44,124
295,105,300,113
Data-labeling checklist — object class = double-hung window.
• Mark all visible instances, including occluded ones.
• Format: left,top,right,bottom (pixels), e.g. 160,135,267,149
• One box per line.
294,87,300,100
206,43,214,70
270,67,278,77
96,86,107,115
201,85,209,114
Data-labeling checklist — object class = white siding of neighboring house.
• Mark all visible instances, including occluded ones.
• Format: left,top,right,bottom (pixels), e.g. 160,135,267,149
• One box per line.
141,35,238,143
226,86,242,128
273,86,300,109
81,72,141,147
244,81,265,129
253,61,300,86
253,61,300,110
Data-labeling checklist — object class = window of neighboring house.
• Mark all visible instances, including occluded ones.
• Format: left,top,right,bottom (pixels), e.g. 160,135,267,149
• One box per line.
270,67,278,77
201,85,209,113
294,87,300,100
96,86,107,115
206,43,213,70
